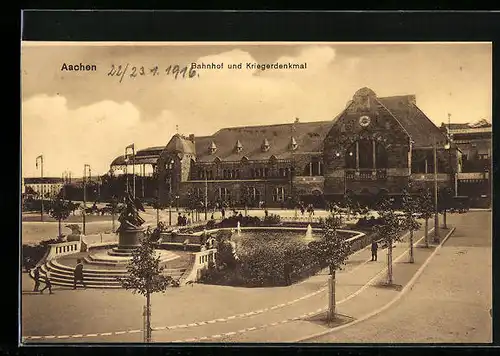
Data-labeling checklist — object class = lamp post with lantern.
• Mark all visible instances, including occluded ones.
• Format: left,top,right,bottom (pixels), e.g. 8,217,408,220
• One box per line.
166,159,175,225
35,155,44,221
83,164,91,235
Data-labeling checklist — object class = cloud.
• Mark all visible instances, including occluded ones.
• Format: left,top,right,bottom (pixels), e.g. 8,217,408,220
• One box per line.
21,95,179,177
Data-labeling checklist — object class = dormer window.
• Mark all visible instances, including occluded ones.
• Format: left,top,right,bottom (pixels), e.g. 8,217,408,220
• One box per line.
235,140,243,153
261,138,270,152
290,137,298,151
209,141,217,155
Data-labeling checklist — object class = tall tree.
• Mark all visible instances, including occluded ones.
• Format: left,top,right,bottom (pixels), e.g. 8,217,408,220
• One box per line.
120,234,175,343
308,214,351,321
48,197,73,240
401,188,422,263
374,198,403,285
417,189,434,248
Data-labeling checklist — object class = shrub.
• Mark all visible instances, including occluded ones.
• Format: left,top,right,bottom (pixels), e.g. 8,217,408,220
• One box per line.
22,238,61,271
262,214,281,226
215,240,237,270
237,233,313,287
206,220,217,229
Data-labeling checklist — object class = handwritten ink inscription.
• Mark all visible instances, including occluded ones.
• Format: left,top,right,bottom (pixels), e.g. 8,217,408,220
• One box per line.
107,64,199,83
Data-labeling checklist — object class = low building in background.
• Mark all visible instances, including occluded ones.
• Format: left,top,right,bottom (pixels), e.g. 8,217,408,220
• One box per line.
441,119,492,208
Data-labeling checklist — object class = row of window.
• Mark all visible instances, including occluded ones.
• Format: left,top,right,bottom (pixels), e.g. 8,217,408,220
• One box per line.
189,187,287,202
196,167,292,180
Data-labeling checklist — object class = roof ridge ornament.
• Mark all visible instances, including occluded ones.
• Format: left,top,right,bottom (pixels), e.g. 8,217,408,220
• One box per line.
209,141,217,154
261,138,270,152
235,140,243,153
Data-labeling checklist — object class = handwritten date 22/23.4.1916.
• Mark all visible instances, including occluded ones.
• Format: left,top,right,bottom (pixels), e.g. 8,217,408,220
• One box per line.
107,64,199,83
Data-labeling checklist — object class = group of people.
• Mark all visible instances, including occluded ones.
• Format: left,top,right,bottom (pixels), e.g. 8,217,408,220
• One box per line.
31,259,87,294
298,203,315,217
177,212,192,226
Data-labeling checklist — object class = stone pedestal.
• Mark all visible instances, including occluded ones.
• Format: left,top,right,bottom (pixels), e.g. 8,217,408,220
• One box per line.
66,233,81,242
118,226,145,249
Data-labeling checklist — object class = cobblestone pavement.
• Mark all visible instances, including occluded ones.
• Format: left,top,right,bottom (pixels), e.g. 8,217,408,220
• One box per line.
21,219,444,344
305,211,492,343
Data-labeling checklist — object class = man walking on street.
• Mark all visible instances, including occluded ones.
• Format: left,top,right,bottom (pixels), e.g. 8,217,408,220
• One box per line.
73,259,87,289
371,239,378,261
40,270,53,294
33,266,41,292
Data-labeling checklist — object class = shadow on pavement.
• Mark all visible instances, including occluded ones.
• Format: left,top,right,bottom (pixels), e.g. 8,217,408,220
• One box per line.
372,282,403,291
305,312,355,328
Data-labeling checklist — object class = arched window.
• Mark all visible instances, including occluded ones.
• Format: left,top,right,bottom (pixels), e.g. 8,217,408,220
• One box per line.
273,187,286,202
345,140,389,169
218,187,231,201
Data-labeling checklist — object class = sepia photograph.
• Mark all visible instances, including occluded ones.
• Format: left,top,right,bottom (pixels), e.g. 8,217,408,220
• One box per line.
20,41,492,344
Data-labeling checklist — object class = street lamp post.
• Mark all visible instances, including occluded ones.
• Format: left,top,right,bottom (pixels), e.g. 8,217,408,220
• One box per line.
204,176,208,221
83,164,91,235
166,159,174,225
125,156,129,195
36,155,44,221
433,139,440,243
125,144,136,199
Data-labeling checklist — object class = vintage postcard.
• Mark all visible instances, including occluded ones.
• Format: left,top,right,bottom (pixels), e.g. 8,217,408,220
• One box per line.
21,41,492,344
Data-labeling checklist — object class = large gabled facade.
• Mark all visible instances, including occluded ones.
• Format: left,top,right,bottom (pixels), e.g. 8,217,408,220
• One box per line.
111,87,459,208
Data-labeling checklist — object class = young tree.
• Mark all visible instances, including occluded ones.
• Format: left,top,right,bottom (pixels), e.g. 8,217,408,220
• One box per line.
109,196,120,233
48,197,73,240
417,189,434,248
120,234,175,343
374,198,403,285
308,214,351,322
401,189,422,263
152,196,162,229
342,192,355,220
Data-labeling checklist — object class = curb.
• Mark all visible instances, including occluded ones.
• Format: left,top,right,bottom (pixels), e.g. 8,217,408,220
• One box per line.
296,226,456,342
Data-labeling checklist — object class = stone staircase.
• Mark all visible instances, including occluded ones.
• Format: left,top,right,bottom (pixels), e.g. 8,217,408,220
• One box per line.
29,251,194,289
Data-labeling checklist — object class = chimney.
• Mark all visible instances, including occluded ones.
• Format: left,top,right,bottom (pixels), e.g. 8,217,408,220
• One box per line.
188,134,195,143
408,95,416,105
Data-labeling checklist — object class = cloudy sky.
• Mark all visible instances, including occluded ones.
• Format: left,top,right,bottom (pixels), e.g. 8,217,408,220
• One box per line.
21,42,491,178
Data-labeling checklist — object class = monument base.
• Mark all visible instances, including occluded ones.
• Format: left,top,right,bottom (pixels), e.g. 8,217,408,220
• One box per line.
118,226,145,249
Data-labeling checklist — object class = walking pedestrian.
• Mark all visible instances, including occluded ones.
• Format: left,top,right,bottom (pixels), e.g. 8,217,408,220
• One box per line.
40,270,53,294
33,266,41,292
73,259,87,289
371,240,378,261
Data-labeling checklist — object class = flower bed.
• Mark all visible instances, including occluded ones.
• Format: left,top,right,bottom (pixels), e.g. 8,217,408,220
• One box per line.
198,229,354,287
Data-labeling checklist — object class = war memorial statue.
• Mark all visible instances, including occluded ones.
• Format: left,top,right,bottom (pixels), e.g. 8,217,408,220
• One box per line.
116,192,146,249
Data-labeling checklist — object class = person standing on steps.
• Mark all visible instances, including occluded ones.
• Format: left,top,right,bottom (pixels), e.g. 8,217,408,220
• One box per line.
73,259,87,289
33,266,41,292
40,270,53,294
371,239,378,261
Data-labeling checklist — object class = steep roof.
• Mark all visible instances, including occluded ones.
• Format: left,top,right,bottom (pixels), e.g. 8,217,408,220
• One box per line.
194,120,334,163
164,134,196,155
377,95,449,147
108,89,450,165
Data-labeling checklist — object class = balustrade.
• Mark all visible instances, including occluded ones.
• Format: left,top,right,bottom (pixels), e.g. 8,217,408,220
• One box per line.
345,169,387,181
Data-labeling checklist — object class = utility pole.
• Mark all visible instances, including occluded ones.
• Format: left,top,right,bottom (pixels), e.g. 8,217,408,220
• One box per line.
36,155,44,222
133,146,136,199
204,175,208,220
83,164,91,235
125,144,136,199
433,139,440,243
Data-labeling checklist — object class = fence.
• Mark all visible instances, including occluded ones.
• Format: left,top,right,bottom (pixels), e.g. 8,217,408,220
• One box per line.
182,248,217,285
43,240,82,262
